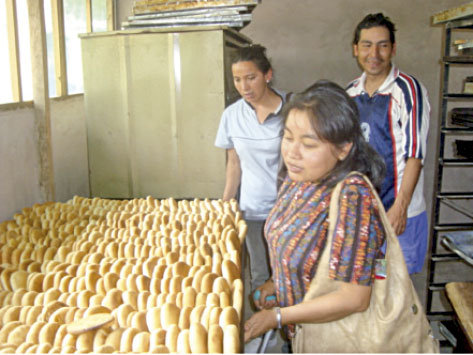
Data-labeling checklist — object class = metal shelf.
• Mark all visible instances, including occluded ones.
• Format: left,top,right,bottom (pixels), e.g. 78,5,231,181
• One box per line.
440,158,473,166
441,127,473,134
434,223,473,231
444,55,473,64
426,19,473,339
443,93,473,99
440,198,473,219
431,253,460,262
437,192,473,198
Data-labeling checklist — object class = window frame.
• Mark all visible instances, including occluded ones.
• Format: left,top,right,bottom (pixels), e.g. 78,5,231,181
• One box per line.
2,0,115,104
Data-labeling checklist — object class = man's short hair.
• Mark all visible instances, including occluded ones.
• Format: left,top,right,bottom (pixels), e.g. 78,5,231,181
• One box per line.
353,13,396,45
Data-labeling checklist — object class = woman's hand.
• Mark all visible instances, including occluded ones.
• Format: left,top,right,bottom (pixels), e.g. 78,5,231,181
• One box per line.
253,279,277,310
244,309,277,342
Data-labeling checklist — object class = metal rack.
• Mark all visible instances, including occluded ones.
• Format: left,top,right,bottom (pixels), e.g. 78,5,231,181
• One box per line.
426,8,473,350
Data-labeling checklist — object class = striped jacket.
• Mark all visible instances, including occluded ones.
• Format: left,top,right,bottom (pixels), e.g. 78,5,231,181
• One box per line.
346,65,430,217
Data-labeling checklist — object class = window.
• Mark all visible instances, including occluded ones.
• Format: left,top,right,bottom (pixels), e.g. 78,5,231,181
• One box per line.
16,0,33,101
0,0,114,104
44,0,57,97
0,2,12,104
92,0,107,33
64,0,86,95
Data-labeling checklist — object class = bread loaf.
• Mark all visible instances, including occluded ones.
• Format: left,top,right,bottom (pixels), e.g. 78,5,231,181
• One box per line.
177,328,192,353
76,330,95,352
160,302,180,330
206,292,220,308
189,322,208,353
201,273,219,294
178,306,192,330
96,344,115,353
223,324,240,353
3,305,21,323
208,324,224,353
149,328,167,349
208,306,222,327
0,196,244,354
53,323,69,348
36,342,52,353
25,305,43,325
93,327,110,352
132,331,150,353
137,291,151,311
219,306,239,328
10,270,28,290
38,321,60,345
21,291,38,306
119,327,139,353
104,327,126,351
8,323,29,346
67,313,114,335
16,342,35,353
130,310,148,332
149,344,170,353
165,323,180,353
19,305,32,323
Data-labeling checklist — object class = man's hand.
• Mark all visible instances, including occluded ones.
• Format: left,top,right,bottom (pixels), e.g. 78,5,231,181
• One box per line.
387,201,407,235
387,158,422,235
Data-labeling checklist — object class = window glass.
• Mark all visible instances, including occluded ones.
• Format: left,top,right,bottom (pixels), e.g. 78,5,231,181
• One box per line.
44,0,57,97
64,0,85,94
0,1,13,104
92,0,107,32
17,0,33,101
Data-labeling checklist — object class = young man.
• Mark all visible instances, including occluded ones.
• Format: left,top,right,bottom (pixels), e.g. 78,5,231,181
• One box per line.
346,13,431,274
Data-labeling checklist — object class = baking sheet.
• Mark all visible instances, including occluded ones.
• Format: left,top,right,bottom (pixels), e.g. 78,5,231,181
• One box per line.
126,0,259,30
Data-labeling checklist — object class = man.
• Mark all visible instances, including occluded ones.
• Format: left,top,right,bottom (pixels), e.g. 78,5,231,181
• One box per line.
347,13,430,274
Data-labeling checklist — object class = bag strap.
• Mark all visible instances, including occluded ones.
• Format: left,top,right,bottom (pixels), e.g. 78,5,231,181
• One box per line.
328,172,397,248
304,172,403,300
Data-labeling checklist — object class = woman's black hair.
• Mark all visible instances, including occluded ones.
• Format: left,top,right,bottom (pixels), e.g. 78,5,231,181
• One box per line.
231,44,272,74
281,80,385,191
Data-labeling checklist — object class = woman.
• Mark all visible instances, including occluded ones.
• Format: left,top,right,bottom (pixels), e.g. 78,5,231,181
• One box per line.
214,44,289,293
244,80,386,348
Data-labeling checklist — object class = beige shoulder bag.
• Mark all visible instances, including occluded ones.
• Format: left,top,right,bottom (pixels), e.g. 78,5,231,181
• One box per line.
292,173,439,353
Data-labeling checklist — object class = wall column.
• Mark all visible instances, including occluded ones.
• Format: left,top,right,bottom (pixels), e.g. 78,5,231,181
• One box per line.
27,0,55,202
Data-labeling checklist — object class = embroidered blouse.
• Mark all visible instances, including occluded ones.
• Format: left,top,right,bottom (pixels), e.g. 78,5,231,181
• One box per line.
265,173,386,337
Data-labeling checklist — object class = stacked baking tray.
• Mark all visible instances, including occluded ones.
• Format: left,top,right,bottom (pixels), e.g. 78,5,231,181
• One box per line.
123,0,260,30
451,108,473,128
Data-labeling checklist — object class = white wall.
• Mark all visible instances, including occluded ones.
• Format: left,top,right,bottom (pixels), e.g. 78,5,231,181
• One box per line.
0,105,41,222
0,95,89,222
1,0,469,223
117,0,472,221
50,95,90,202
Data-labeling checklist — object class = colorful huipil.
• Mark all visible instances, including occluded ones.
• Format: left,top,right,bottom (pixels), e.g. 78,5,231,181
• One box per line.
265,173,386,338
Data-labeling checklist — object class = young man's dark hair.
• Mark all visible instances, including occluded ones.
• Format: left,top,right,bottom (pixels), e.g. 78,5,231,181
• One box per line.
353,13,397,45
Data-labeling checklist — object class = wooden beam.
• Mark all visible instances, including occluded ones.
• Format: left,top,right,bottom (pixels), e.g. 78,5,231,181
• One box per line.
106,0,115,31
27,0,56,202
5,0,22,102
51,0,67,96
86,0,92,32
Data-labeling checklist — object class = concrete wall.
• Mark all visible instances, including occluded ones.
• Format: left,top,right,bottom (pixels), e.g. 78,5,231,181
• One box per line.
117,0,470,219
0,0,468,224
0,105,42,222
0,95,89,222
50,95,90,202
237,0,470,217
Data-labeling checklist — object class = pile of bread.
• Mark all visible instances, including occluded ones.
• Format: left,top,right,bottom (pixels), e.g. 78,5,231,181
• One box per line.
0,196,246,353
